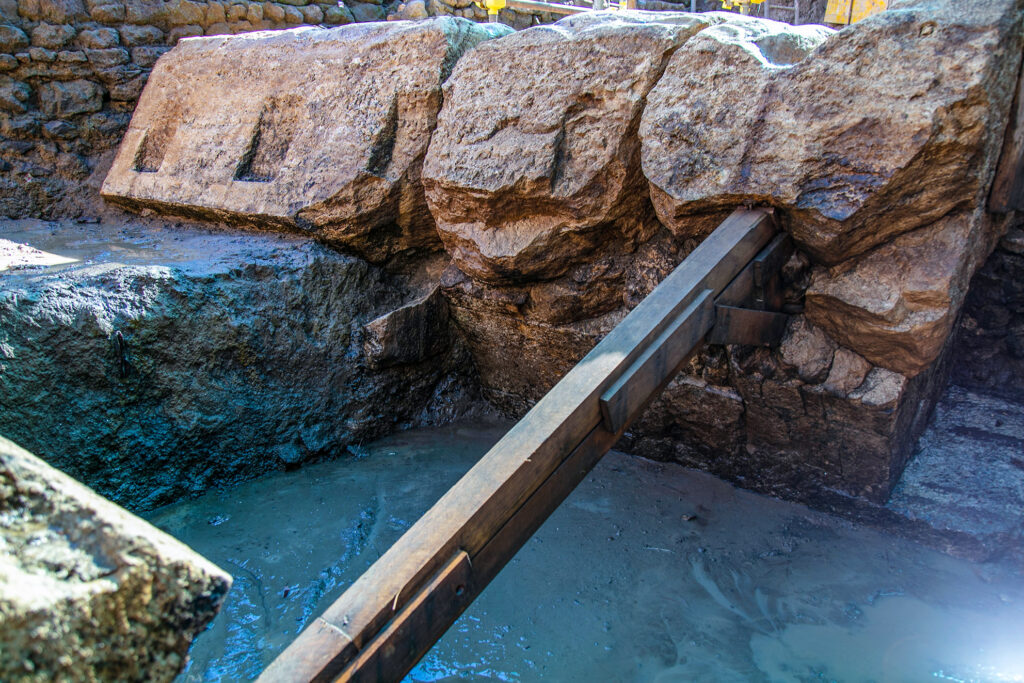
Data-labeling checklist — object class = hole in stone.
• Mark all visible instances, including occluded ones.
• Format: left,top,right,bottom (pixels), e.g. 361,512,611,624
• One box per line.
133,122,178,173
366,96,399,178
235,95,301,183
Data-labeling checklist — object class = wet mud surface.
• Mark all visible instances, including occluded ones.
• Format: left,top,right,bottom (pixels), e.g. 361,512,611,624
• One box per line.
149,418,1024,682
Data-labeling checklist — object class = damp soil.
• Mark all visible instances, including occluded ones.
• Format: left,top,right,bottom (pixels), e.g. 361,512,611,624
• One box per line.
147,419,1024,682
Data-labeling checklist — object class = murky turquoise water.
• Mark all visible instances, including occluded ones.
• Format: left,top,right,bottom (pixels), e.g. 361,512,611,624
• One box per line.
147,420,1024,682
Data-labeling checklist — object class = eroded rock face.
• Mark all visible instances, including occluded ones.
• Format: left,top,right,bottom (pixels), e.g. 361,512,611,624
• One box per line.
423,11,715,283
641,17,834,240
101,18,511,262
641,0,1023,264
440,228,691,411
805,210,1008,376
0,435,231,682
0,219,474,509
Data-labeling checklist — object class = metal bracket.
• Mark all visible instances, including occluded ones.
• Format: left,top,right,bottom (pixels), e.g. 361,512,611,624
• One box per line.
708,232,794,347
707,305,789,346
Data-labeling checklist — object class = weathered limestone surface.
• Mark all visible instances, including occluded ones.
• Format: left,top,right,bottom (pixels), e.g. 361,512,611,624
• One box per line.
423,11,715,283
640,0,1023,264
805,210,1009,376
101,19,511,262
0,219,475,509
0,434,231,682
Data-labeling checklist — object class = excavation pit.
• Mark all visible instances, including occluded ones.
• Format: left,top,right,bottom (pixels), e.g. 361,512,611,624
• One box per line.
3,0,1024,678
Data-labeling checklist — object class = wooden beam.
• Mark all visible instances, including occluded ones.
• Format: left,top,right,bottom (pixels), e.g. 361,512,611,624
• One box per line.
706,305,789,346
258,208,776,683
599,289,715,434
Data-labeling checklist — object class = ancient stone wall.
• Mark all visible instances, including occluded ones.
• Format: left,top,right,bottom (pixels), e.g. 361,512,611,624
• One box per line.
0,0,833,223
0,218,479,511
0,0,361,219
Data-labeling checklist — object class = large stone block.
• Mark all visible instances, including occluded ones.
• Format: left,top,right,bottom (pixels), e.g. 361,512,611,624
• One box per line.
0,219,472,509
422,11,716,283
101,19,512,263
0,435,231,682
640,0,1023,264
805,209,1007,376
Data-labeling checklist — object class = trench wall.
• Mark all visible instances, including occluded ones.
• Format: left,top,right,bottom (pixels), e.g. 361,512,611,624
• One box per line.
952,227,1024,403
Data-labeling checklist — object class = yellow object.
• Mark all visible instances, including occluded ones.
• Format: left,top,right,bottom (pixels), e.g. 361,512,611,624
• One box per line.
474,0,505,15
720,0,764,13
824,0,886,24
850,0,886,22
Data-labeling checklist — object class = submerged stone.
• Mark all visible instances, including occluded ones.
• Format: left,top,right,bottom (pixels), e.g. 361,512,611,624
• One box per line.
100,18,512,263
0,435,231,682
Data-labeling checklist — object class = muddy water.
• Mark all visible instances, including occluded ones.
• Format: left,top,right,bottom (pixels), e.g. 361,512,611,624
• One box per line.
147,420,1024,682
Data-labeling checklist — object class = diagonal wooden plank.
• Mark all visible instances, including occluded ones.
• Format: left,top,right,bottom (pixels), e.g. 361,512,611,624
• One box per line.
258,207,775,683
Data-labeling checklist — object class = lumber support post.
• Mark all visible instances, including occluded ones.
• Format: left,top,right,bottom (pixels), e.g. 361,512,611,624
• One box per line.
258,208,787,683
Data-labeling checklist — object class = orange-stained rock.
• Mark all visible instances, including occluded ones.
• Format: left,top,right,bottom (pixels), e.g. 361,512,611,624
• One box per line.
422,11,716,284
101,19,511,262
804,210,1007,376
